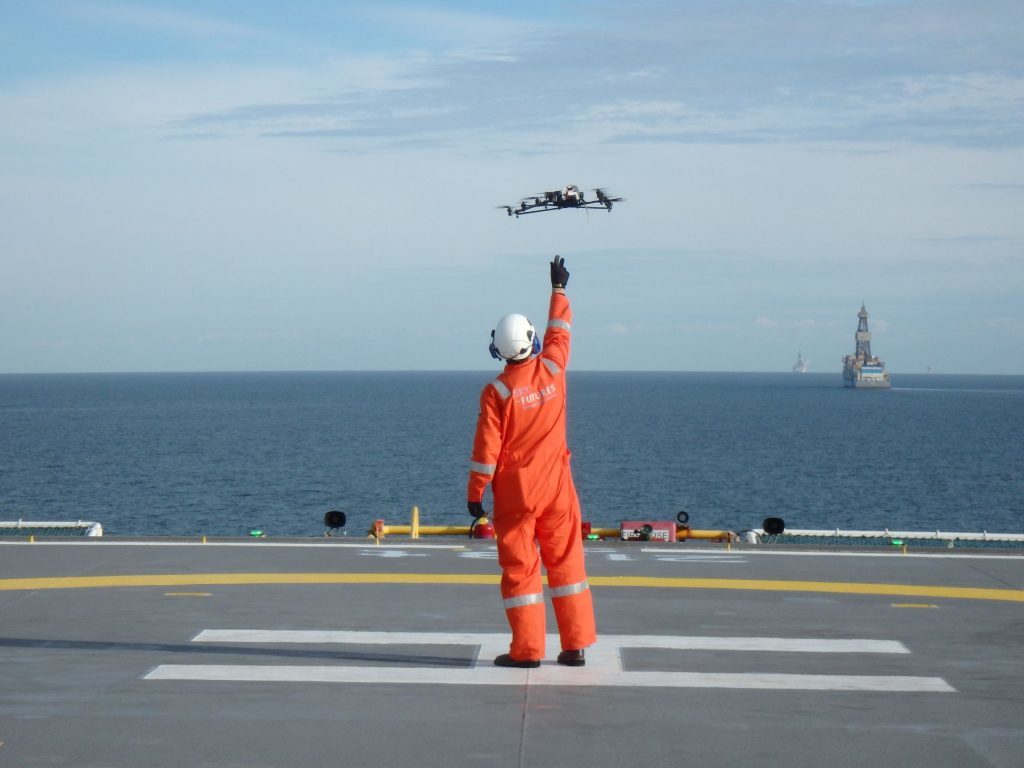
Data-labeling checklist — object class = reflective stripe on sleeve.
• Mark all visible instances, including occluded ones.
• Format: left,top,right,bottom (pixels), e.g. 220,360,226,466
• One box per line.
547,319,571,332
503,592,544,609
468,461,496,476
541,358,561,376
491,379,511,399
549,580,589,599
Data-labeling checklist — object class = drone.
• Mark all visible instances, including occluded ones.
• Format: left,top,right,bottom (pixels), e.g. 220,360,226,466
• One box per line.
498,185,623,217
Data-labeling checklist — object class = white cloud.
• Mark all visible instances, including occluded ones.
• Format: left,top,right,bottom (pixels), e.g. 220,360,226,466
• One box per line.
984,317,1024,336
594,323,634,337
199,330,302,344
69,2,272,42
17,1,1020,152
603,68,665,84
584,100,689,121
755,317,828,330
3,1,1023,373
364,6,548,46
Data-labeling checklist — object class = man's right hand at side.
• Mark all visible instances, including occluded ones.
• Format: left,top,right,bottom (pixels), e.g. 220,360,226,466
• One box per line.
467,501,486,518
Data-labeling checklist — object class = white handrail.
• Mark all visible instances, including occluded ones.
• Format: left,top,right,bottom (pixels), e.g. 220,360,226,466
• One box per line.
0,520,104,536
760,527,1024,542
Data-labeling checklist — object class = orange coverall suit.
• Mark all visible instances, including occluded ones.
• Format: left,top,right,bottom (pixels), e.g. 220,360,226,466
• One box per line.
467,290,597,660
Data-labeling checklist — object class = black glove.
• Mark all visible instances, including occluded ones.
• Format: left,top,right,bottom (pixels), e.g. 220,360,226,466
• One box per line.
467,501,485,518
550,255,569,288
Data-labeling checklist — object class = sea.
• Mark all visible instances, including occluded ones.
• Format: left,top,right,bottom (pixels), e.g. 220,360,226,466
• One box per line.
1,372,1022,538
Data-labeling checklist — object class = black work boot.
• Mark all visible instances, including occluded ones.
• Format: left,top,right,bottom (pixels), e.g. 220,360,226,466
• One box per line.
494,653,540,668
557,649,585,667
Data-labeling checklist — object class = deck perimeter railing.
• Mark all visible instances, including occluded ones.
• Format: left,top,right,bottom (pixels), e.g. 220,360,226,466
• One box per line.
0,520,103,537
759,528,1024,548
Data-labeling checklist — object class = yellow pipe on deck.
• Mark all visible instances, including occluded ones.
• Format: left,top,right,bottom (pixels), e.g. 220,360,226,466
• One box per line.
588,527,733,541
369,521,733,542
370,524,473,538
679,528,735,541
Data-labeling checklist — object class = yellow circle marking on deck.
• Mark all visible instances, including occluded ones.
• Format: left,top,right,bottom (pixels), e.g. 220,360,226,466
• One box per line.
0,573,497,591
1,573,1022,602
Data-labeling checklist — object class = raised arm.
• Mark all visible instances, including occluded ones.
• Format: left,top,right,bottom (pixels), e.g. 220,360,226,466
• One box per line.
542,256,572,370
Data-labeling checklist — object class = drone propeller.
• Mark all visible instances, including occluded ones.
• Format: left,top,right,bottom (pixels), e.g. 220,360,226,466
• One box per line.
593,188,624,203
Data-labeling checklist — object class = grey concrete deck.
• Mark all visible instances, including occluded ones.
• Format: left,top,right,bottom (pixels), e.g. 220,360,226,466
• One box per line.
1,538,1022,767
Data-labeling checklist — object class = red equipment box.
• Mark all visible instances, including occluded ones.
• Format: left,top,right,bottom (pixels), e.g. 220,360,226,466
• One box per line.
620,521,677,542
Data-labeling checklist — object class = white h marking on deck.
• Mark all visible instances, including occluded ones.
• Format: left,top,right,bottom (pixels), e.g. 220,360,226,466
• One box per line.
143,631,955,692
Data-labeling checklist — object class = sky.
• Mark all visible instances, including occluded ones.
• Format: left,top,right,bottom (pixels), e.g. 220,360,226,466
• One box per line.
1,1,1022,374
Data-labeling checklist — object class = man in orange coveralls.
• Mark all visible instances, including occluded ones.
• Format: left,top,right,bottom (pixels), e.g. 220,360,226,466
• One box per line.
467,255,597,668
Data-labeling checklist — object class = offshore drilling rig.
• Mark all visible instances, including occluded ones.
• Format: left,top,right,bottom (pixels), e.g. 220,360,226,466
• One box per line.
842,303,891,388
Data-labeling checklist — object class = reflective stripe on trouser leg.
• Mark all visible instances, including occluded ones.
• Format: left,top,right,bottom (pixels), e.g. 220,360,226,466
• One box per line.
549,580,588,599
503,592,544,610
535,483,596,653
494,509,546,660
504,601,546,660
551,586,596,652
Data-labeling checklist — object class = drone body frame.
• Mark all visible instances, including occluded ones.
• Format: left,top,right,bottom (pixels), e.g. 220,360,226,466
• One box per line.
499,185,623,217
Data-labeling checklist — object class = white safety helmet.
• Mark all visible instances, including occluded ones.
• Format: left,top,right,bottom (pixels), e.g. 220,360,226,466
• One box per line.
489,313,541,362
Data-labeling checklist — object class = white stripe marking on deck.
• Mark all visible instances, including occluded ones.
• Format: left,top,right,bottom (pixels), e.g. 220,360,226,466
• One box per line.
0,540,466,550
651,555,747,562
1,540,1017,560
190,630,910,654
140,630,954,691
638,548,1024,561
359,550,429,557
144,665,952,692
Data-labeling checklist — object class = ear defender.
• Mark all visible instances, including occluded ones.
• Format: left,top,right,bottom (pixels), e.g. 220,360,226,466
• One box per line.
518,328,541,358
489,329,502,360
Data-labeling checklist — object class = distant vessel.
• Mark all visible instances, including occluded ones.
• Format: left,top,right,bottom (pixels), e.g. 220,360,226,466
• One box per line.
792,351,809,374
842,304,891,389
